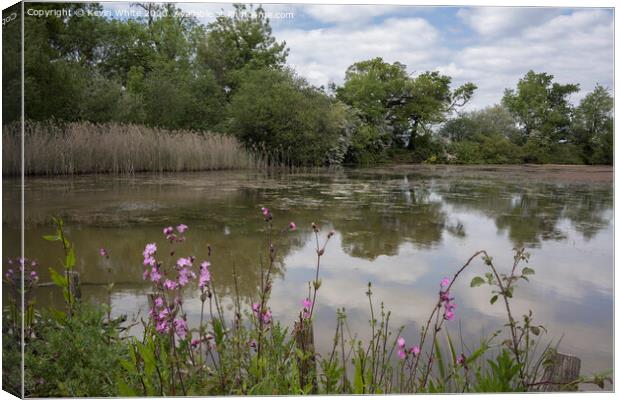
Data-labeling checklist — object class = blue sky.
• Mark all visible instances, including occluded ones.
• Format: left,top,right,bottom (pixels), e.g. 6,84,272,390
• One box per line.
98,2,614,109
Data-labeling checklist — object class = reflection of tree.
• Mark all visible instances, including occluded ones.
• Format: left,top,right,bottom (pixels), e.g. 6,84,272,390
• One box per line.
439,180,612,246
324,178,447,260
563,188,613,240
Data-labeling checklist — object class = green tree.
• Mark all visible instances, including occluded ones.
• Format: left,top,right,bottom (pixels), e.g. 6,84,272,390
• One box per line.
572,84,613,164
337,58,476,153
401,72,476,150
227,69,350,166
440,105,520,143
502,70,579,141
199,4,289,93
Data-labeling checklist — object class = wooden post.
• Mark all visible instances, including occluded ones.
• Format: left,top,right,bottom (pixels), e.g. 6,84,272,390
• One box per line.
540,352,581,392
67,271,81,301
294,318,318,393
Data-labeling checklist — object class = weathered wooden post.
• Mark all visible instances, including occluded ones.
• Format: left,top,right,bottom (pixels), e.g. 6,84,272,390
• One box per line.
67,271,81,301
540,351,581,391
294,318,318,393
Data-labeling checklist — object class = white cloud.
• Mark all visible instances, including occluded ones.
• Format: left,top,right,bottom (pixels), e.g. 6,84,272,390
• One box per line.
302,4,403,25
277,16,447,87
457,7,562,38
439,9,613,109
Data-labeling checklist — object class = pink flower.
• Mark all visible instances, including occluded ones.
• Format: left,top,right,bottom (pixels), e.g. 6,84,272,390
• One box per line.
444,310,455,321
178,268,195,286
411,346,420,357
252,302,261,314
156,320,168,333
143,256,156,267
177,257,192,268
440,277,450,288
154,297,164,308
30,270,38,281
99,247,108,258
457,354,465,365
397,337,406,349
289,222,297,230
163,226,174,235
142,269,150,280
199,261,211,289
177,224,188,233
150,267,162,283
163,279,178,291
191,338,201,348
397,349,407,359
261,207,269,217
158,308,169,320
302,298,312,310
144,243,157,256
174,318,188,339
440,291,452,303
262,309,272,324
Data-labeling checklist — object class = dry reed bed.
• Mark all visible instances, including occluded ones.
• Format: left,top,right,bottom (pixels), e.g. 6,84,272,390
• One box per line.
2,122,266,175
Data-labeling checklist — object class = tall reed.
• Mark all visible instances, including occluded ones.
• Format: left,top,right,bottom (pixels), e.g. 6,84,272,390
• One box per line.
2,121,267,175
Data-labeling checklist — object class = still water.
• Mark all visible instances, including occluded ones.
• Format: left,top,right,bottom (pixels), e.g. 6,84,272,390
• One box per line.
2,165,613,379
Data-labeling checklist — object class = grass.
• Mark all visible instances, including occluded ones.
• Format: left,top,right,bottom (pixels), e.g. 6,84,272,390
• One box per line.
2,121,267,175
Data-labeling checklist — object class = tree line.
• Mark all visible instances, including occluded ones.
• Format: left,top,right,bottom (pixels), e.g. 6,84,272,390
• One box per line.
3,2,613,166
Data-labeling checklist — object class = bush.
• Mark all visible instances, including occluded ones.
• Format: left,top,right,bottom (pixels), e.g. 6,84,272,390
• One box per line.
448,134,522,164
227,68,351,166
24,303,127,397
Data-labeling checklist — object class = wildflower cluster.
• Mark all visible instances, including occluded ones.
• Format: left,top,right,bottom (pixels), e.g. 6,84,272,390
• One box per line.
140,224,211,343
396,336,421,360
4,257,39,285
301,298,312,319
252,302,273,325
163,223,188,243
440,277,457,321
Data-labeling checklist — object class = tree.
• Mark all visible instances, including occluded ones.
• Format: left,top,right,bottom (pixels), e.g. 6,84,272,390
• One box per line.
502,70,579,141
400,72,476,149
199,4,289,93
227,69,350,166
440,105,520,143
336,58,476,152
573,84,613,164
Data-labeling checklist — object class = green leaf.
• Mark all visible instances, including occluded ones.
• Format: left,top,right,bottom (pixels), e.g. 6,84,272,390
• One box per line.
470,276,485,287
213,318,224,346
66,246,76,269
490,295,498,305
48,268,68,288
522,267,535,275
117,377,137,396
43,235,59,241
353,357,364,394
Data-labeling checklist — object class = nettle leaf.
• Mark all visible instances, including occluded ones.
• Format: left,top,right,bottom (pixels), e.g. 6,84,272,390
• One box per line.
470,276,485,287
490,295,498,305
522,267,535,275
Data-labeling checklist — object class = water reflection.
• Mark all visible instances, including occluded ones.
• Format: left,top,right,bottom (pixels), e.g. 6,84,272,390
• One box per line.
1,165,613,380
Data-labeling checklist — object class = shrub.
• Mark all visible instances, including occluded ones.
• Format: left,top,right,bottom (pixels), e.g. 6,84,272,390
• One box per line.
23,304,127,397
227,68,351,166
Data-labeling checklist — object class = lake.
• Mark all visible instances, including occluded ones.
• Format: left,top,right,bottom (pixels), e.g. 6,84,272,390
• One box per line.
2,165,613,382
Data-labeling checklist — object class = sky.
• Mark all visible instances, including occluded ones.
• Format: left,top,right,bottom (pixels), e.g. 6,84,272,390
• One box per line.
99,2,615,110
